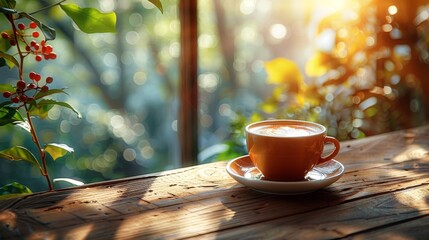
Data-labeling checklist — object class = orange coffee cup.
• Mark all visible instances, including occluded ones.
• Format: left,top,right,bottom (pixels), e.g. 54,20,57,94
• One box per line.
245,119,340,181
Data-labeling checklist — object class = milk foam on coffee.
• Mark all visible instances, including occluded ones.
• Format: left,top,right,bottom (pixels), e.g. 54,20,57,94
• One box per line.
252,125,317,137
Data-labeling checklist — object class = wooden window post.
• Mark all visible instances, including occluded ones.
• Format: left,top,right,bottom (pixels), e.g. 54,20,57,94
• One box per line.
179,0,198,166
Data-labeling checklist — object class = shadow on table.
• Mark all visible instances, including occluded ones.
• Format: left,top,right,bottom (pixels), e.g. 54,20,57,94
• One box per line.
0,175,157,239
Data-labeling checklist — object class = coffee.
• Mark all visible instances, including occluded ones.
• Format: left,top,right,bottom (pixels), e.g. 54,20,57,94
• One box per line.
251,125,318,137
245,119,340,181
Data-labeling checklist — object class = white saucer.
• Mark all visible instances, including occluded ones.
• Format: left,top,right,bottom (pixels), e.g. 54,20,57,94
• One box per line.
226,155,345,195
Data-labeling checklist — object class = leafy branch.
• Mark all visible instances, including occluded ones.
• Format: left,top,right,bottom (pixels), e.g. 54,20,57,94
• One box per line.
0,0,118,197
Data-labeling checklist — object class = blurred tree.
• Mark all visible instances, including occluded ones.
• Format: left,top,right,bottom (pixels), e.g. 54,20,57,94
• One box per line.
216,0,429,161
258,0,428,139
0,0,177,192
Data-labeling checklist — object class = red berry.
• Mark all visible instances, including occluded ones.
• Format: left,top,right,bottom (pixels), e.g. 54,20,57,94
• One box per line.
30,40,37,46
46,77,53,84
12,97,19,103
45,45,53,54
9,39,16,46
49,52,57,60
16,80,26,90
1,32,9,39
2,91,11,98
35,55,42,62
29,71,36,80
19,94,27,102
25,45,31,51
41,85,49,92
28,83,36,89
17,23,25,30
29,22,37,29
32,31,40,38
34,73,41,82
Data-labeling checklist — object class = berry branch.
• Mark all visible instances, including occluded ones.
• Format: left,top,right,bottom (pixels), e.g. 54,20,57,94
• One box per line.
0,0,121,195
0,0,162,197
1,17,58,191
27,0,67,16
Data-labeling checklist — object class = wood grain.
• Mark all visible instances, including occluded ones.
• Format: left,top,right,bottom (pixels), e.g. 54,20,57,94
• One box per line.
1,125,428,239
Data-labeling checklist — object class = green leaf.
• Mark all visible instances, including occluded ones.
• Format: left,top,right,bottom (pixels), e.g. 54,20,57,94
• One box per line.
0,100,12,108
0,6,16,14
0,0,16,9
18,12,56,41
34,88,68,100
0,106,24,126
0,83,14,92
0,32,13,52
0,51,19,69
14,119,31,132
0,146,41,169
28,99,55,119
30,99,81,119
148,0,163,13
45,143,74,161
0,182,32,200
60,4,116,33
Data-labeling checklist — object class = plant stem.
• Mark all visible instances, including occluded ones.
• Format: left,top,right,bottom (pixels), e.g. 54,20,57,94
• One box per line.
24,105,53,191
8,12,53,191
28,0,67,16
7,14,24,79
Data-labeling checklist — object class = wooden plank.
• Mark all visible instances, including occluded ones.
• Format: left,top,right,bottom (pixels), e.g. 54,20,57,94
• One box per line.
2,156,427,239
338,125,429,170
195,186,429,239
347,215,429,240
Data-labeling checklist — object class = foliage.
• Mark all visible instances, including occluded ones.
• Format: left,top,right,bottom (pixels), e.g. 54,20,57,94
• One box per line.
0,182,32,200
0,0,119,197
218,0,428,160
0,0,163,197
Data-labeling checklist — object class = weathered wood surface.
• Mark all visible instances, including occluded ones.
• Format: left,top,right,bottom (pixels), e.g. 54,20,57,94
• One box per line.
1,125,429,239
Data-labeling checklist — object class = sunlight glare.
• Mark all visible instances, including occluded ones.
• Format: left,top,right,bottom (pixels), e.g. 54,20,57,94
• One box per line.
101,69,119,85
198,73,220,93
338,28,348,38
382,24,393,32
126,31,140,45
140,145,154,159
388,5,398,15
359,97,377,110
383,86,392,95
99,0,116,12
366,36,375,47
171,120,178,132
133,71,148,85
390,74,400,85
129,13,143,27
123,148,137,161
316,29,336,52
270,24,287,39
240,0,256,15
103,52,118,67
60,120,71,133
110,115,125,129
415,9,429,25
48,107,61,120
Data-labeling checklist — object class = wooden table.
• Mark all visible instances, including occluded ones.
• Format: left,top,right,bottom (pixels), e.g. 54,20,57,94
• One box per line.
1,125,429,239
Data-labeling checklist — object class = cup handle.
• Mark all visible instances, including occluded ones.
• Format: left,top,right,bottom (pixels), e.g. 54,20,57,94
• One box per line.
318,136,340,164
